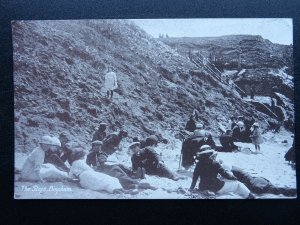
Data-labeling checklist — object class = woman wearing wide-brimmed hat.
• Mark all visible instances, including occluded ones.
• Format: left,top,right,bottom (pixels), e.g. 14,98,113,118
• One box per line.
189,145,255,199
21,135,69,182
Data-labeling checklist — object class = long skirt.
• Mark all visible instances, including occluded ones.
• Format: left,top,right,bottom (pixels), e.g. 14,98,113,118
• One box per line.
79,170,123,193
21,163,68,182
217,180,250,198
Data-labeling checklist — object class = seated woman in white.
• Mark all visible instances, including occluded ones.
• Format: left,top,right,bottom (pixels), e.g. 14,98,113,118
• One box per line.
21,135,69,182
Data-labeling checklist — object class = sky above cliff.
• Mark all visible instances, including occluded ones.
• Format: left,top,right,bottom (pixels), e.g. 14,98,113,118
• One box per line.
133,18,293,45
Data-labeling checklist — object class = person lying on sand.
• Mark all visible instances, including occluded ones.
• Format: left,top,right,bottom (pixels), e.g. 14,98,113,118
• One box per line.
221,164,296,197
70,149,141,194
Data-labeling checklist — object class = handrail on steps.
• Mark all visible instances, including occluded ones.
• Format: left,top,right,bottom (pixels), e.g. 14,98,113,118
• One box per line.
189,52,247,96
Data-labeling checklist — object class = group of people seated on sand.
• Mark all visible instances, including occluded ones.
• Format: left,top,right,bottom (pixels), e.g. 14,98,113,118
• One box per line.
17,114,296,198
180,111,295,198
183,112,263,155
18,122,182,195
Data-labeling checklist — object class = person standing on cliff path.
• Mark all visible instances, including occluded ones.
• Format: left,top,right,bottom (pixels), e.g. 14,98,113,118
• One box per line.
104,66,118,99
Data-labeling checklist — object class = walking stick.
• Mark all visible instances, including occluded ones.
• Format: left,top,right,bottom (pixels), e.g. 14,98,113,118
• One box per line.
176,129,190,171
177,130,185,171
178,153,182,171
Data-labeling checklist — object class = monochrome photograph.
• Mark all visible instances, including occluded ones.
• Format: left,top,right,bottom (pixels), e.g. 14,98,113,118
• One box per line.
13,19,296,199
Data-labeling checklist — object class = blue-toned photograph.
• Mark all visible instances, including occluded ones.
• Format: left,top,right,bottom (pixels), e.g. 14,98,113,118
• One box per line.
13,19,296,199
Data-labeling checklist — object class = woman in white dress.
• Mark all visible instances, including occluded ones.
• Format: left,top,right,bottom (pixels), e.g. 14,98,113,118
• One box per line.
21,135,69,182
104,66,118,99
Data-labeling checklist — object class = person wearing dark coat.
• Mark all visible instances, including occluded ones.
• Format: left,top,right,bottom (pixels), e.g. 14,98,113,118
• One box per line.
232,121,245,142
230,166,296,196
189,145,254,199
218,130,239,152
44,148,69,172
92,122,108,142
139,139,147,149
86,140,104,167
181,129,216,170
139,135,159,149
185,115,197,132
101,130,128,155
230,116,237,130
131,142,179,180
284,140,295,164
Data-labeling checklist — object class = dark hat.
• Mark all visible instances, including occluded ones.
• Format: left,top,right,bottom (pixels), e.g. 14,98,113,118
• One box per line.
145,135,158,147
146,135,158,143
132,137,139,142
120,130,128,137
59,132,70,139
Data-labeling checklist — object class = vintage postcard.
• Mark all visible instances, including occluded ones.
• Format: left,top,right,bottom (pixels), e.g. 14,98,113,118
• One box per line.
13,19,296,199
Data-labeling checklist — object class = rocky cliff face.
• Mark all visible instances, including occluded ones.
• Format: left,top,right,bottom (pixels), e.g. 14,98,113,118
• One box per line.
13,20,271,152
160,35,293,71
160,35,294,124
161,35,293,94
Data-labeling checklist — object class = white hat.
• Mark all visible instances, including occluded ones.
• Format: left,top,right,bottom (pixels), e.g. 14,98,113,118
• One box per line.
252,122,259,127
92,140,103,145
40,135,61,147
196,123,204,129
237,121,244,127
198,149,215,155
199,145,211,151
